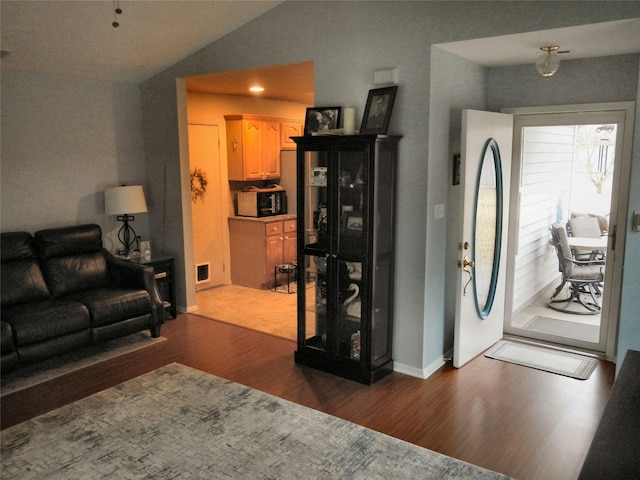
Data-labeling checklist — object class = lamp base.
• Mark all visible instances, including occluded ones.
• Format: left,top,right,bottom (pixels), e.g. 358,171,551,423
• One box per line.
117,214,138,257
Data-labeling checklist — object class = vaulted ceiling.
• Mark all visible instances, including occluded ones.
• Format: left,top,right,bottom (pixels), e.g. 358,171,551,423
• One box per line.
1,2,638,105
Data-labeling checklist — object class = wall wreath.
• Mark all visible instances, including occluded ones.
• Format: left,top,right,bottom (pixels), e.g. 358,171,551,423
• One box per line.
190,167,208,203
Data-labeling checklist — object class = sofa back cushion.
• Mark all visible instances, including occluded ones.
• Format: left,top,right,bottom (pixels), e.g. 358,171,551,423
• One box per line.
1,232,52,307
35,224,109,298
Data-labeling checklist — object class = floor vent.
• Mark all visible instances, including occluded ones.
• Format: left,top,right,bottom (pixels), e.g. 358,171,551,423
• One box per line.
195,263,210,284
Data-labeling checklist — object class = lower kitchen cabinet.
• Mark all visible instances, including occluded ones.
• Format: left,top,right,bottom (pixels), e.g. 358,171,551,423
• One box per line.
229,216,296,289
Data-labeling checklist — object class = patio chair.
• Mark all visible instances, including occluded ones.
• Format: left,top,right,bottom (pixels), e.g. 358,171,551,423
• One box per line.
548,223,605,315
567,216,606,261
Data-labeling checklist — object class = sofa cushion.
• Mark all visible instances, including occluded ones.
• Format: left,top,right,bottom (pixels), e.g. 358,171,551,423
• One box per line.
40,252,109,298
1,321,16,353
34,224,109,298
34,224,103,260
1,232,51,307
66,288,151,328
1,232,36,262
1,321,19,374
3,300,90,347
1,259,52,307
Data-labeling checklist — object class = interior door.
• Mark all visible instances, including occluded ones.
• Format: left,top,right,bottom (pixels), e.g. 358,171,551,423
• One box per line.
188,124,226,288
453,110,512,367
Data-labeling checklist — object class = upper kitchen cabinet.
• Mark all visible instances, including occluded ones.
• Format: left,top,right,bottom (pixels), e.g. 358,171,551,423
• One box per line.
280,121,304,150
225,115,281,181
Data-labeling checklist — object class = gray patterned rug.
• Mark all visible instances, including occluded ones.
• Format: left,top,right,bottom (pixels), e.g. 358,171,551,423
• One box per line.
1,363,511,479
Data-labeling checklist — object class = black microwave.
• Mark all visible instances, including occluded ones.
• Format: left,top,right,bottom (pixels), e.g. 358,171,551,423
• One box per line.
237,186,287,217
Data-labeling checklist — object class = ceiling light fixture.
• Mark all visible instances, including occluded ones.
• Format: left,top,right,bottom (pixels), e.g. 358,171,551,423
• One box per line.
249,86,265,93
536,45,561,79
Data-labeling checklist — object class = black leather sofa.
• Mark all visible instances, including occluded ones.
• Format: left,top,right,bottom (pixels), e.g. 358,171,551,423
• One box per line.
579,349,640,479
1,224,164,375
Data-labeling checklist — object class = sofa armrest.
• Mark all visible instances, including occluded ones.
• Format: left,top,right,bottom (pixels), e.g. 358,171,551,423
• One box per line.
104,250,165,330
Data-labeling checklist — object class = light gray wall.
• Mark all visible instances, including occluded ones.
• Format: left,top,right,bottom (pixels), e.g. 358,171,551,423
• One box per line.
429,47,487,363
617,60,640,373
141,1,640,375
487,54,639,110
0,70,148,250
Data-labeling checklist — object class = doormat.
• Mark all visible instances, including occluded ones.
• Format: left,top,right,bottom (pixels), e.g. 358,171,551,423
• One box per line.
484,340,598,380
524,316,599,343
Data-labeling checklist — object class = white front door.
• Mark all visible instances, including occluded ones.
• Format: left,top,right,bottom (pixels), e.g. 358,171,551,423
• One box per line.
453,110,513,368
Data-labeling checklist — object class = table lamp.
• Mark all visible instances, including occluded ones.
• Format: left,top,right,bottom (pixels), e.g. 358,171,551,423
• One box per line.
104,185,147,256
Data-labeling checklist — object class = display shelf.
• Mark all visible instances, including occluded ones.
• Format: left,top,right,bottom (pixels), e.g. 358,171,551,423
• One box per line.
293,134,400,384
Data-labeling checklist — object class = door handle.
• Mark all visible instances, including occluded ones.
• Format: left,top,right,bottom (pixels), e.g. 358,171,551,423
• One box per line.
457,255,475,296
608,224,616,251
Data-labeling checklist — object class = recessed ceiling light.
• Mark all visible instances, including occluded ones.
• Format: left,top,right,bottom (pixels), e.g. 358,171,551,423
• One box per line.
249,86,264,93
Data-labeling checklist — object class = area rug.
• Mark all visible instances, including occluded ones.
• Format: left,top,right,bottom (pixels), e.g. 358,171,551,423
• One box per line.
1,332,166,396
1,363,511,479
524,316,600,343
484,340,598,380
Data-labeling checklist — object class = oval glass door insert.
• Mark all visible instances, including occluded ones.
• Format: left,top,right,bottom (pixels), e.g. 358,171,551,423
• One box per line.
473,137,503,319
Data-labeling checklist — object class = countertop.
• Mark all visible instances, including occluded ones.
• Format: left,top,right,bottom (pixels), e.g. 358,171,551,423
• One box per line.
229,214,296,223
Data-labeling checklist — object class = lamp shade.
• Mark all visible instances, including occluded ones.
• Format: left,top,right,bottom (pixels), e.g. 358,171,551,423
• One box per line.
105,185,147,215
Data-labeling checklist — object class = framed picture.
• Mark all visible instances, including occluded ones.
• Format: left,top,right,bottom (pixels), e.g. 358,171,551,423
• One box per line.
304,107,341,135
345,213,363,231
310,167,327,186
360,86,398,135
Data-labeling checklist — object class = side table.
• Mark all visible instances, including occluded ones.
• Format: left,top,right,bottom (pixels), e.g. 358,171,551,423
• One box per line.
130,255,177,319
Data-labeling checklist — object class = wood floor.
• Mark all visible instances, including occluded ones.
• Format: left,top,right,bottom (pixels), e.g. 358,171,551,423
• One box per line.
1,314,614,480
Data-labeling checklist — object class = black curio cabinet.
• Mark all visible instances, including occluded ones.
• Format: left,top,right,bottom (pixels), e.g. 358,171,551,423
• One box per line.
293,134,400,384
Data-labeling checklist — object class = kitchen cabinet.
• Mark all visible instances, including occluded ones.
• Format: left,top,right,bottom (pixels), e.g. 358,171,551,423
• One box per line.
293,134,400,384
225,115,281,181
228,216,297,289
280,122,304,150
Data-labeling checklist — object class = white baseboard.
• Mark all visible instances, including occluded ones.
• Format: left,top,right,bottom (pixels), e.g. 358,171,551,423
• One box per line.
394,354,447,380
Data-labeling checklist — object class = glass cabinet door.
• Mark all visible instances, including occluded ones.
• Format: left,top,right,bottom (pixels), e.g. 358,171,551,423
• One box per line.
335,148,367,362
301,148,330,353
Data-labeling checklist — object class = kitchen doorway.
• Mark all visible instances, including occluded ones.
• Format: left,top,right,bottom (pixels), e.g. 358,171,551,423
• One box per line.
503,104,633,358
182,62,313,340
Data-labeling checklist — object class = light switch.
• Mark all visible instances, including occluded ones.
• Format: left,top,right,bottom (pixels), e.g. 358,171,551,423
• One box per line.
435,203,445,219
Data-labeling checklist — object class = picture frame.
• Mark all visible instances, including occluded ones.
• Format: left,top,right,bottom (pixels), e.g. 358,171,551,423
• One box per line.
304,107,342,135
310,167,327,186
345,213,363,231
360,86,398,135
